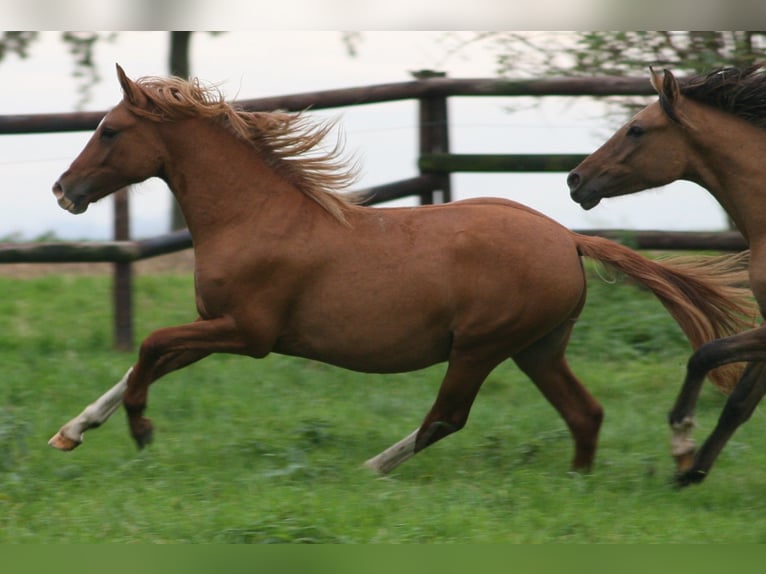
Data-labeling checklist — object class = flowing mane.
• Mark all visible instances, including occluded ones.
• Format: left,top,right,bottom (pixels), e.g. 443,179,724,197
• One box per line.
125,75,359,223
680,63,766,130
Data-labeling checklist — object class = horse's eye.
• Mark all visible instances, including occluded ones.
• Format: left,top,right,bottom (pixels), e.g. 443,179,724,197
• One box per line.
100,127,118,141
626,124,645,138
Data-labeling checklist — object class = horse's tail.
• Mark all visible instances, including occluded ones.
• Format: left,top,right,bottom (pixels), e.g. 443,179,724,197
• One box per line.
573,233,756,393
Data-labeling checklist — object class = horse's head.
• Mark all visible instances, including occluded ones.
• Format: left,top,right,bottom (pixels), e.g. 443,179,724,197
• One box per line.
567,67,691,210
53,64,166,214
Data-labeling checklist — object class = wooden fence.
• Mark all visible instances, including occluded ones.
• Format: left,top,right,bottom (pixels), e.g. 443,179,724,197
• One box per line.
0,73,747,350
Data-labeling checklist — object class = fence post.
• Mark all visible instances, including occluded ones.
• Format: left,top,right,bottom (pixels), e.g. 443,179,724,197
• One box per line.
112,188,133,351
412,70,451,205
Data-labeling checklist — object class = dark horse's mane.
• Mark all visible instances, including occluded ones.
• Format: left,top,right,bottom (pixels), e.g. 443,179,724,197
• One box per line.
124,75,360,223
680,63,766,130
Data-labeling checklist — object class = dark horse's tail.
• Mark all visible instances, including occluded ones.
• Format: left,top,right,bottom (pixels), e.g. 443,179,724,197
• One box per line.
574,233,756,393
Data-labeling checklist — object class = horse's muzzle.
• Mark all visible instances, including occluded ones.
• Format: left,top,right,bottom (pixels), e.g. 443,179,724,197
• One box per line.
52,181,88,214
567,171,601,210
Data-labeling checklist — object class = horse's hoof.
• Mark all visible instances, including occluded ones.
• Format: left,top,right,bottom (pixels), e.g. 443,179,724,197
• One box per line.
48,431,82,451
675,468,707,488
133,429,154,450
130,417,154,450
673,451,696,474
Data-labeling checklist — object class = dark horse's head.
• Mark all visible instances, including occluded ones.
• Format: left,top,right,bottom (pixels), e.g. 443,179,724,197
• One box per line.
567,67,691,210
53,64,166,214
568,63,766,209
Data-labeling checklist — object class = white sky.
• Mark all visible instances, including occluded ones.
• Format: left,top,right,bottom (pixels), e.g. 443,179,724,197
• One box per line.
0,30,728,240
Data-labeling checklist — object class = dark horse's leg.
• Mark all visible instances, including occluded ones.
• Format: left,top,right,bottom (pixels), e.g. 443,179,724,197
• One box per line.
676,361,766,485
669,325,766,485
123,316,248,448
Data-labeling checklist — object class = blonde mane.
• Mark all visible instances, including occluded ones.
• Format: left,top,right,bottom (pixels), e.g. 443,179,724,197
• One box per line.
125,75,360,223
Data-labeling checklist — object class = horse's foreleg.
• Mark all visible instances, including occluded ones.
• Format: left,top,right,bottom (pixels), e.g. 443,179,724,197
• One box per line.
669,327,766,478
676,361,766,486
123,316,246,449
48,367,133,450
48,345,213,451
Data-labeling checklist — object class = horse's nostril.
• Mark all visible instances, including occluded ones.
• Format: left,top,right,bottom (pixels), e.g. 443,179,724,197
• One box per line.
52,182,64,199
566,171,580,191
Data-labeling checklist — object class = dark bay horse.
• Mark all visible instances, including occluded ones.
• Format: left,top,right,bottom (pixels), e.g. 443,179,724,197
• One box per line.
49,65,754,475
568,64,766,485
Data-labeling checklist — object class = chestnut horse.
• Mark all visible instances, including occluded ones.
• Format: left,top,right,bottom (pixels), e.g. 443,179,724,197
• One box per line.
49,65,754,475
568,64,766,485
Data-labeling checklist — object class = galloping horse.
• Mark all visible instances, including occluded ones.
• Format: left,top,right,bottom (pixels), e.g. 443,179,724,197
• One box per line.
568,64,766,485
49,65,754,475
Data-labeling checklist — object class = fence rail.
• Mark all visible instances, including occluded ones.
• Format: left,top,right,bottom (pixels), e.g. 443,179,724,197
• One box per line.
0,73,744,349
0,75,657,135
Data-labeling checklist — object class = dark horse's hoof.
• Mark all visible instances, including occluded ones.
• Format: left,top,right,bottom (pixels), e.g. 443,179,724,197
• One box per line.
675,468,707,487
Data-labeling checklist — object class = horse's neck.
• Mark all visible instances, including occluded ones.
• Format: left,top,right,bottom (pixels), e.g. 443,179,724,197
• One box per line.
159,121,315,242
686,104,766,245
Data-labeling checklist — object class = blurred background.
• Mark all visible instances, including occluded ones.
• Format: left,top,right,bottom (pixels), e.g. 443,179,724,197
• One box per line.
1,29,764,240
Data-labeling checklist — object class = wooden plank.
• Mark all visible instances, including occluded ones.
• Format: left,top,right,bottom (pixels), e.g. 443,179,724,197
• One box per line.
419,153,588,173
0,76,655,134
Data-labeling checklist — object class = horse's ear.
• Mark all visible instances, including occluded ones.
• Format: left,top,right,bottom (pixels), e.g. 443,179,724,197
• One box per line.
661,68,681,105
649,66,682,124
649,65,663,93
116,63,148,108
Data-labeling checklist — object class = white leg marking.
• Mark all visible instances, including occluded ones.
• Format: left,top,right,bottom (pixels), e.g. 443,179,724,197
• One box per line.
670,416,696,458
48,367,133,450
364,428,419,474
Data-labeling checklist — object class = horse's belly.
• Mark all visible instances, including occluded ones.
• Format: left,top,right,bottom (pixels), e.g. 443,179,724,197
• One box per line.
274,313,453,373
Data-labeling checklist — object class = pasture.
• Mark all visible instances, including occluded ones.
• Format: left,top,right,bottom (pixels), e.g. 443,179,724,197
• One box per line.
1,257,765,543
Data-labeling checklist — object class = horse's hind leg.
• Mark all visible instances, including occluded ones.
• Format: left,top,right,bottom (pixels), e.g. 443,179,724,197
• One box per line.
512,321,603,471
365,351,499,474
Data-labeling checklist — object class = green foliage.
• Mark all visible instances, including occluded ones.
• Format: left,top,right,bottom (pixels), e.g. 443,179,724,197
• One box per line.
566,31,766,77
453,31,766,79
0,268,765,542
0,32,38,60
444,31,766,122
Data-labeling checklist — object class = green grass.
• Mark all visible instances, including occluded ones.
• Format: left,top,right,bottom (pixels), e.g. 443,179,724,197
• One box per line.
1,266,765,543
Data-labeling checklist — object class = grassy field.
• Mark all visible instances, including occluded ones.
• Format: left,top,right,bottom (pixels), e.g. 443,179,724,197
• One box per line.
1,261,766,543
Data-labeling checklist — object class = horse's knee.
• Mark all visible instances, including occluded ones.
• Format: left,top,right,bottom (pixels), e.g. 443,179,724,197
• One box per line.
719,393,759,428
687,338,733,379
687,346,712,376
